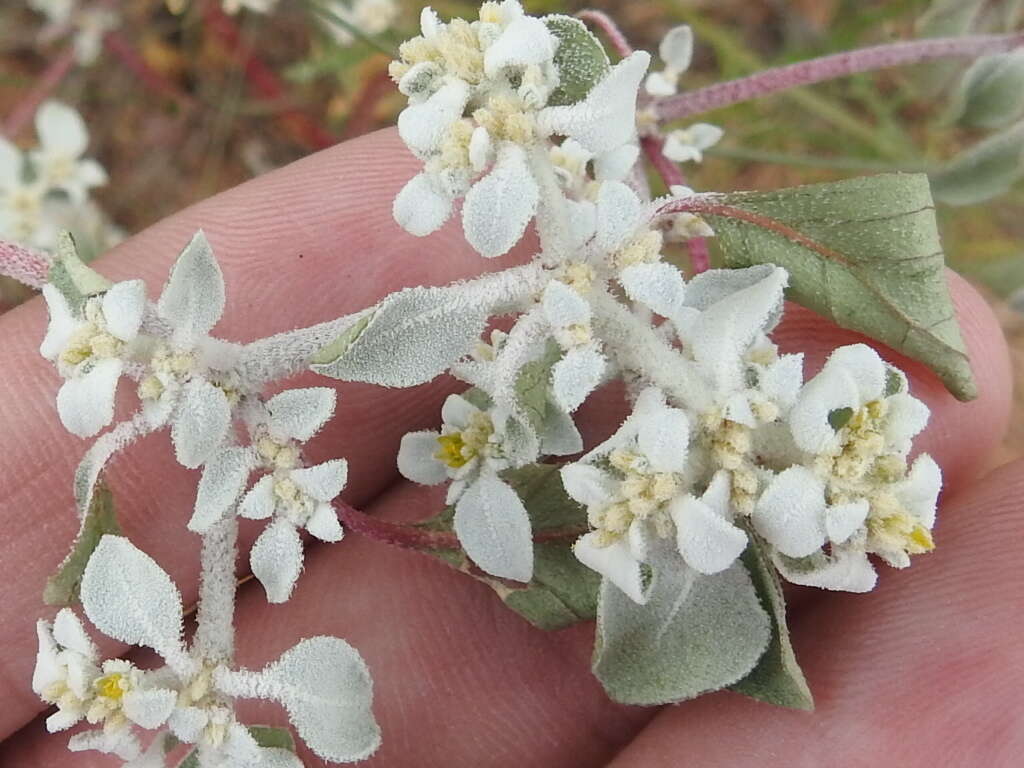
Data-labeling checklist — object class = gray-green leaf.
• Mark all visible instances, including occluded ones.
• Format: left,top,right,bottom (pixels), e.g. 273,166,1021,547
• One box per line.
729,536,814,710
544,15,611,107
515,339,563,433
948,52,1024,130
43,485,121,606
248,725,297,752
593,544,771,705
48,232,111,313
931,121,1024,206
418,464,598,631
705,173,976,400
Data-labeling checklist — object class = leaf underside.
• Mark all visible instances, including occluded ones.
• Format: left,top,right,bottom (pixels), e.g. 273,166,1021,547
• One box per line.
706,173,976,400
44,485,121,606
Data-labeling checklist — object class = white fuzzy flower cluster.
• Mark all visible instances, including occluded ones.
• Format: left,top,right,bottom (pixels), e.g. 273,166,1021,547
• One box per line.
28,0,120,65
0,101,119,256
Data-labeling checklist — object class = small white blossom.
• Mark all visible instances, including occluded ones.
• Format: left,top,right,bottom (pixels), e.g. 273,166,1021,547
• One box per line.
319,0,399,46
29,0,120,66
662,122,724,164
644,25,694,96
30,101,109,204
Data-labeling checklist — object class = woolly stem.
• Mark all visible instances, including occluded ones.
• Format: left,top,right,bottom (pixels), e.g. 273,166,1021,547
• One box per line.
2,48,76,138
576,9,635,58
640,135,711,274
0,239,52,289
193,517,239,665
653,33,1024,122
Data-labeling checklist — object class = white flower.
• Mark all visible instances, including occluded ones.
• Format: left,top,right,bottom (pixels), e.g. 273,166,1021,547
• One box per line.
319,0,399,46
665,185,715,241
30,101,108,203
644,25,694,96
564,388,747,603
29,2,120,66
222,0,280,14
391,3,651,257
41,278,146,437
662,123,724,164
541,279,606,413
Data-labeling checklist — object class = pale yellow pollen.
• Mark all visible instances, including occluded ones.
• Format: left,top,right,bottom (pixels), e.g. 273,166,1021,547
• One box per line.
435,412,494,469
555,262,596,295
613,230,663,269
867,491,934,557
137,375,164,402
95,672,125,700
439,118,475,169
473,94,536,145
564,323,592,347
478,2,503,23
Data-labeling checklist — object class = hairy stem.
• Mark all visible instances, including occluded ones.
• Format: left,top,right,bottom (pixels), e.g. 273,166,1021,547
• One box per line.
576,9,634,58
0,239,52,289
2,48,76,138
194,517,239,665
653,33,1024,122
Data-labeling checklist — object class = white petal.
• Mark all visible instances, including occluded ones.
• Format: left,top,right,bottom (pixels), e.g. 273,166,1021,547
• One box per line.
0,137,22,188
40,284,79,360
894,454,942,528
397,79,469,155
542,279,590,330
565,199,597,249
454,474,533,582
787,365,861,454
560,463,616,507
122,687,177,729
420,6,441,37
46,707,84,733
462,144,539,258
266,387,337,443
171,378,232,469
825,499,869,544
775,549,877,593
619,262,685,320
627,517,650,562
68,728,141,760
540,406,583,456
595,180,645,252
36,100,88,157
469,126,494,172
168,706,208,743
722,391,757,428
822,344,887,403
551,344,605,413
251,519,304,604
307,502,344,542
701,470,732,517
239,474,276,520
484,16,556,77
659,25,694,72
101,279,146,342
573,532,647,604
662,133,702,163
594,144,640,182
758,353,804,412
671,495,748,574
644,70,678,97
291,458,348,502
157,231,225,344
539,51,651,153
32,621,62,696
190,446,254,533
397,430,447,485
752,467,827,558
636,403,689,474
393,172,454,237
884,393,930,452
52,608,96,658
57,358,123,438
688,122,724,150
441,393,478,429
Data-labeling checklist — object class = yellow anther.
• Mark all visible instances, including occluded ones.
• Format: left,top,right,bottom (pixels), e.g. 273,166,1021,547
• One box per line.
95,673,125,700
436,433,470,468
614,230,663,268
479,2,503,23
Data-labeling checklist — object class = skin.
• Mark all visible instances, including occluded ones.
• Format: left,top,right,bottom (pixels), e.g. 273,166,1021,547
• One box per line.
0,129,1018,767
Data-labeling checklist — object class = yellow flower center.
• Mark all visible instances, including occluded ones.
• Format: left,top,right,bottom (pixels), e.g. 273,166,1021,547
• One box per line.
436,433,470,468
95,673,125,700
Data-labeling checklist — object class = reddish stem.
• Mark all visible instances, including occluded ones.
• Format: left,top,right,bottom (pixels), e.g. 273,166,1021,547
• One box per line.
576,9,635,57
0,239,51,289
653,33,1024,122
103,31,194,109
641,134,711,273
202,1,336,151
2,48,77,139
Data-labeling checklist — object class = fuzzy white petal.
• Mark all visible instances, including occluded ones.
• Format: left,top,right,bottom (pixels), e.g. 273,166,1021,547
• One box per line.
752,467,827,558
671,495,747,574
168,706,208,743
190,447,254,533
688,123,724,150
36,100,88,157
68,728,141,760
171,378,232,469
758,353,804,412
636,404,689,474
52,608,96,658
398,79,470,155
469,126,494,172
823,344,887,402
454,474,533,582
441,393,478,429
57,358,122,438
619,262,686,321
595,180,646,252
266,387,337,443
540,406,583,456
884,393,930,452
574,532,647,604
251,519,304,604
594,144,640,182
0,137,21,188
397,430,447,485
157,231,225,344
483,16,556,78
775,549,877,592
542,279,590,329
33,621,63,696
420,6,441,37
122,687,177,729
40,284,78,361
463,145,539,258
659,25,694,72
644,70,678,97
560,463,616,507
825,500,869,544
565,199,597,249
291,459,348,503
393,172,454,237
551,344,605,413
101,279,146,343
239,474,276,520
307,502,345,542
894,454,942,528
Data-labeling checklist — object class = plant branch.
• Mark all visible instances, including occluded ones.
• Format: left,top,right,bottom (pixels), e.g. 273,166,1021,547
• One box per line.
653,33,1024,123
2,48,76,139
193,516,239,665
0,239,52,289
576,9,634,58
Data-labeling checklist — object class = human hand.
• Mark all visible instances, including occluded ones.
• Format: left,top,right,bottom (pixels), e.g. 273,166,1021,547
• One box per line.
0,129,1017,767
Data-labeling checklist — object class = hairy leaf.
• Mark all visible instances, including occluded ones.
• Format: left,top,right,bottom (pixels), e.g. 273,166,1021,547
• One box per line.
48,232,111,312
931,122,1024,206
701,174,976,400
948,52,1024,130
544,15,611,107
249,725,297,752
515,339,563,432
44,485,121,606
729,535,814,710
418,464,598,631
593,544,771,705
309,312,373,369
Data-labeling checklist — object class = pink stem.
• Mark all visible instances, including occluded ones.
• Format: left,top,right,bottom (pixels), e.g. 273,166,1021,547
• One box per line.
641,135,711,273
653,33,1024,122
2,48,77,138
0,239,51,289
577,9,634,57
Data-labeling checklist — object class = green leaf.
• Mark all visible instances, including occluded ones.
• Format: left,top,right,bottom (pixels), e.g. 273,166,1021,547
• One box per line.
43,484,121,606
417,464,598,631
729,536,814,711
248,725,297,752
48,232,111,312
593,544,771,706
706,173,977,401
828,407,854,431
931,122,1024,206
544,15,611,107
948,53,1024,130
913,0,985,98
310,311,373,367
514,339,563,432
